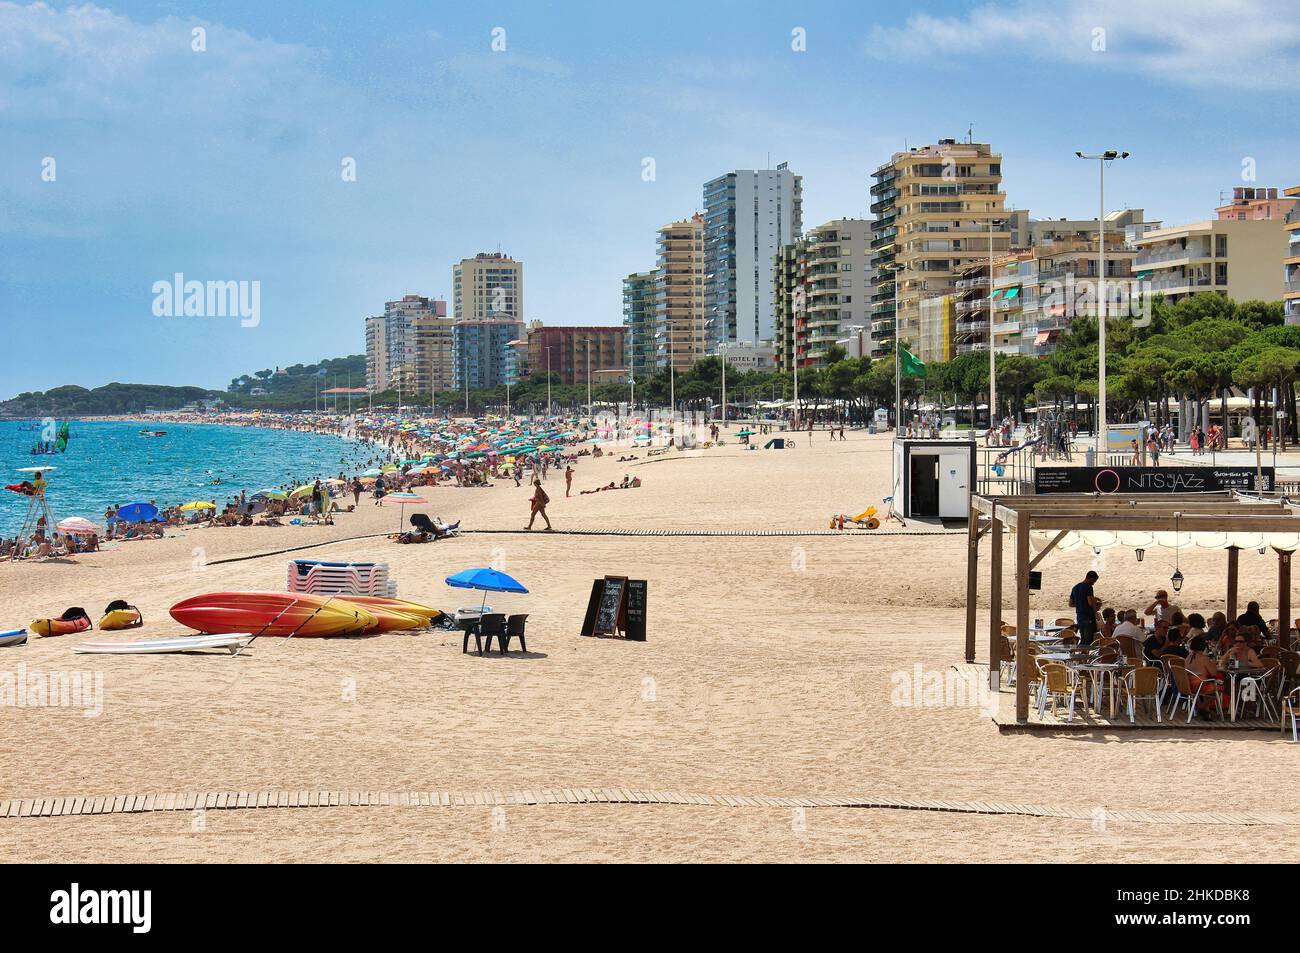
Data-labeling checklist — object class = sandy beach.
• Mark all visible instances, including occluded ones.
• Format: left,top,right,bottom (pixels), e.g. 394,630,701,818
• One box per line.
4,427,1300,863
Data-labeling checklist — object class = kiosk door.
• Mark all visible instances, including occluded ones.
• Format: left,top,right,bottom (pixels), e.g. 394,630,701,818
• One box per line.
909,453,940,517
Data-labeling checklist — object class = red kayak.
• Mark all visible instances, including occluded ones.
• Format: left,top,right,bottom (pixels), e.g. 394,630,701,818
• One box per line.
170,592,377,637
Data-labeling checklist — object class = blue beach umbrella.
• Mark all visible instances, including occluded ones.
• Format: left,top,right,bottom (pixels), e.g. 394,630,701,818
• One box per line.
445,567,529,611
117,501,158,522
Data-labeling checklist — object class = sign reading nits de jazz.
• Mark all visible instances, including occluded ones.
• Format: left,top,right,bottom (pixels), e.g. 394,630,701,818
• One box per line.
1034,466,1274,495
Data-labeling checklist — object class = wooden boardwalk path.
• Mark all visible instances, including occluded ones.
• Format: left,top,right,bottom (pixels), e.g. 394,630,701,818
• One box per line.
2,788,1298,827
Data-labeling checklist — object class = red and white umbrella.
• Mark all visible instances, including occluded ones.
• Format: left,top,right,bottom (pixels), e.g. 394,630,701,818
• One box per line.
382,491,426,532
57,516,100,536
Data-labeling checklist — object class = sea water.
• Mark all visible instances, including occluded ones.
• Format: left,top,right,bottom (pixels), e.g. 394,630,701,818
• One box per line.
0,420,377,531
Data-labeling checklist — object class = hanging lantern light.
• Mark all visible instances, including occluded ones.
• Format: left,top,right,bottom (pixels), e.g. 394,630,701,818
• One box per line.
1135,548,1145,562
1171,568,1184,592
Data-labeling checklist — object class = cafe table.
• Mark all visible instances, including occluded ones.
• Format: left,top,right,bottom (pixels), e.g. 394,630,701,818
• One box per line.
1070,661,1124,717
1221,664,1269,721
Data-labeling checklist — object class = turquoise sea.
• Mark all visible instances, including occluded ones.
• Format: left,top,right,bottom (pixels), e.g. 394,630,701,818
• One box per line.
1,420,377,530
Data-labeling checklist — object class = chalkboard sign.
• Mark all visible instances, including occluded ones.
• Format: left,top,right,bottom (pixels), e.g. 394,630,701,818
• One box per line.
596,576,627,635
624,579,647,641
581,576,646,639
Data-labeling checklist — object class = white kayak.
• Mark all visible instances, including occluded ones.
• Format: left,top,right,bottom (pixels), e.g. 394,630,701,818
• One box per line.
0,629,28,648
74,633,253,655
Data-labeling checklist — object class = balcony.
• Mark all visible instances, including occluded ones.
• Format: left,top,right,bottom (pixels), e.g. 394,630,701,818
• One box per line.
1134,244,1213,266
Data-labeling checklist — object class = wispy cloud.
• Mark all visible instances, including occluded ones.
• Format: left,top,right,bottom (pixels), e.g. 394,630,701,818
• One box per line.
868,0,1300,90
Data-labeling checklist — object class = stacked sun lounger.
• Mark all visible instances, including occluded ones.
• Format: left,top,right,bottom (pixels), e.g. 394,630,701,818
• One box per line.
286,559,397,597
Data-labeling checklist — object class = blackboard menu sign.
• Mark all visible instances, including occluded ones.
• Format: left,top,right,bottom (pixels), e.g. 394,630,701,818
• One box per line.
1035,466,1273,495
624,579,647,641
596,576,626,634
581,576,647,640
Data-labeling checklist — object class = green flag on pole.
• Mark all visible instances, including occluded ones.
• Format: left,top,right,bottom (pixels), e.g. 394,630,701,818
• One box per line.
899,346,927,379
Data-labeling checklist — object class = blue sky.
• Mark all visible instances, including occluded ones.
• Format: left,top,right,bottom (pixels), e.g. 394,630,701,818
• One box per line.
2,0,1298,395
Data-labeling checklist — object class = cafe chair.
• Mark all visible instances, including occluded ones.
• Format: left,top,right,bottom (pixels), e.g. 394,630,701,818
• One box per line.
1118,665,1162,723
1281,687,1300,742
1171,664,1222,723
1037,661,1084,722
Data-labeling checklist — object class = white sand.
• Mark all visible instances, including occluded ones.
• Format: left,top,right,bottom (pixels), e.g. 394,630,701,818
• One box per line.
3,429,1299,862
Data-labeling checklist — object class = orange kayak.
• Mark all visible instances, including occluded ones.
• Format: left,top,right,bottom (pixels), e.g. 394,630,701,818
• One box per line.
170,592,377,637
334,596,442,630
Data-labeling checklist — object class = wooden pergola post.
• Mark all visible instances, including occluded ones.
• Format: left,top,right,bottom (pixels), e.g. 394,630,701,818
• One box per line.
1279,550,1292,651
965,500,979,663
988,514,1003,689
1015,517,1031,722
1226,546,1240,622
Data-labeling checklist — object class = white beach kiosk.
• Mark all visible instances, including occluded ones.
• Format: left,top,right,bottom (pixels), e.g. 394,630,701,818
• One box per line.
892,439,976,520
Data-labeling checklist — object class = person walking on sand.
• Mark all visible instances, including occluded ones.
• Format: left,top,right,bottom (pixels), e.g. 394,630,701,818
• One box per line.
527,478,552,531
565,465,574,497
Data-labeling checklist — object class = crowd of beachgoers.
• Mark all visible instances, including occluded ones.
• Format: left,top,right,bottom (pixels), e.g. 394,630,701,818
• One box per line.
4,410,648,559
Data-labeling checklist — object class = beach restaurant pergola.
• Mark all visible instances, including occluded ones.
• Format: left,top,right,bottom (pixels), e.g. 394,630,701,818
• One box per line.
964,492,1300,722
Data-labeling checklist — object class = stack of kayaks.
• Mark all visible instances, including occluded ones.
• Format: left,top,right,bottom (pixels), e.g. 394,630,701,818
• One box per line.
333,595,442,632
170,591,380,637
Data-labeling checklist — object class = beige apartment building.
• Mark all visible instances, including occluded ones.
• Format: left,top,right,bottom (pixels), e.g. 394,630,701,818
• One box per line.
453,252,523,321
366,295,454,397
1285,185,1300,324
364,314,388,391
988,231,1137,356
654,214,707,371
1134,212,1292,304
871,140,1012,360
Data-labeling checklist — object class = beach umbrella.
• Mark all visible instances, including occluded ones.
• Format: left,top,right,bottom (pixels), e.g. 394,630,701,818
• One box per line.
445,567,529,611
56,516,99,536
254,489,288,501
363,468,382,477
116,501,157,522
382,491,425,532
289,484,318,498
179,500,216,511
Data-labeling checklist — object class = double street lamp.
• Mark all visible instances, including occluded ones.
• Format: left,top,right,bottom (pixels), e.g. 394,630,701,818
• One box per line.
1075,149,1130,454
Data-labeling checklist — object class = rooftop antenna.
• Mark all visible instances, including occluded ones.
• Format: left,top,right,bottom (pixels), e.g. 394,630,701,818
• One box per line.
967,123,973,143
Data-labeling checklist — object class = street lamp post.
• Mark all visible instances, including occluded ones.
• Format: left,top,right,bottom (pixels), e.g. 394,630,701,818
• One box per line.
720,342,727,425
1076,150,1129,455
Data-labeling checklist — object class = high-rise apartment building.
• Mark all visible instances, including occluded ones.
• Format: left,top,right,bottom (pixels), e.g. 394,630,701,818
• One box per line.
703,166,802,349
365,295,453,396
871,140,1009,360
654,214,707,370
1285,185,1300,325
622,270,658,378
453,318,525,391
365,314,388,390
773,218,873,370
453,252,523,322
